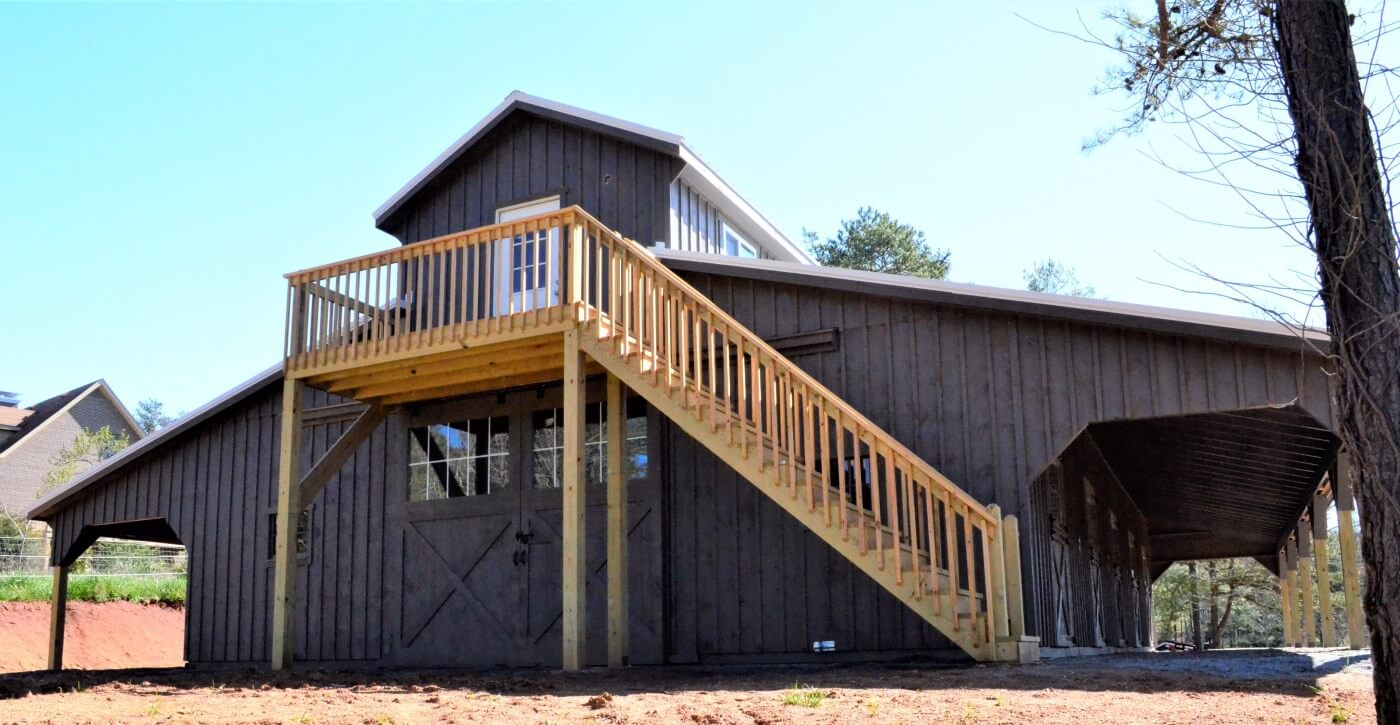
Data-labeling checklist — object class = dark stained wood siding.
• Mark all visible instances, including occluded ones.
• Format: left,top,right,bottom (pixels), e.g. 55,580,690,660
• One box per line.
385,113,683,248
665,269,1334,657
47,386,396,666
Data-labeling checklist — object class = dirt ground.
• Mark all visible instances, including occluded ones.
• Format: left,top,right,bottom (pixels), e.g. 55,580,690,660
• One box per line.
0,648,1376,724
0,602,184,673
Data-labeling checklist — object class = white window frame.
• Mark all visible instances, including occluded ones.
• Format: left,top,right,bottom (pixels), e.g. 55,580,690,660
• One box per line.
721,221,758,259
495,196,562,314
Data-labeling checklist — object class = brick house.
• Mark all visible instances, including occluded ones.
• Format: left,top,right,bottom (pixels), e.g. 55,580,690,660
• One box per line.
0,381,143,519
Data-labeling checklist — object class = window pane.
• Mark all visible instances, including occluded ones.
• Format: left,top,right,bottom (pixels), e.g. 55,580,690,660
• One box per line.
409,464,430,501
409,429,429,464
408,416,510,500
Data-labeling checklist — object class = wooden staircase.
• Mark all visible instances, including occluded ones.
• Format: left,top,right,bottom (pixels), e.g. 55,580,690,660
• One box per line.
566,210,1032,662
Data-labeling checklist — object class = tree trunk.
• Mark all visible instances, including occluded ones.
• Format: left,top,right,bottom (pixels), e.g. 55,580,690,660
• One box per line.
1275,0,1400,719
1189,561,1204,650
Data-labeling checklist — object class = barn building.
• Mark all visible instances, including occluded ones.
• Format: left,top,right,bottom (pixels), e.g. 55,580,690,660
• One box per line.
29,92,1363,670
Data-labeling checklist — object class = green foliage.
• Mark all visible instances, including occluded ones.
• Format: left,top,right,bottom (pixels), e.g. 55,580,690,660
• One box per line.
135,398,175,435
1024,259,1097,297
781,683,827,708
1090,0,1277,146
804,207,950,279
38,425,131,496
1154,517,1366,647
0,510,28,538
1154,558,1280,646
0,574,186,604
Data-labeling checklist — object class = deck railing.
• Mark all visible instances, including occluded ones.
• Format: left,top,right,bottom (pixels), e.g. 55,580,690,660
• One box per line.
284,208,592,376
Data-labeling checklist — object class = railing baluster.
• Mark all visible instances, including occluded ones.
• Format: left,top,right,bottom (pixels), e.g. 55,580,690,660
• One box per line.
818,398,830,525
836,412,848,541
961,505,977,637
802,385,815,510
903,459,920,598
886,444,902,585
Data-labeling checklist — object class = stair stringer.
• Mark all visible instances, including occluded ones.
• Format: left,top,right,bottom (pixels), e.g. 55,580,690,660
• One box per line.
577,327,993,661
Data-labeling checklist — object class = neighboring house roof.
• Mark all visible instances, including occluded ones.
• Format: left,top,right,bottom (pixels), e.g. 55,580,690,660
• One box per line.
373,91,815,264
28,365,282,520
0,406,33,429
656,249,1331,353
0,380,144,459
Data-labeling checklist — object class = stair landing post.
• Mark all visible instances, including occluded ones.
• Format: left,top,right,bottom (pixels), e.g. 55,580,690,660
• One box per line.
562,329,587,671
271,377,305,671
606,373,629,668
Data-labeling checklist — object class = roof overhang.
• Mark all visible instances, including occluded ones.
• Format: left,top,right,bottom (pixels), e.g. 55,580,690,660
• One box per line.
656,249,1330,352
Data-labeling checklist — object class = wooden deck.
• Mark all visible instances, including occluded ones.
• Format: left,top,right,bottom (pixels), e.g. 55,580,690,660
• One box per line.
275,206,1034,669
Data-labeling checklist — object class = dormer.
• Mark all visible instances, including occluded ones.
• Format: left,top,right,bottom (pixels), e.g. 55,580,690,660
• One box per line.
373,91,813,264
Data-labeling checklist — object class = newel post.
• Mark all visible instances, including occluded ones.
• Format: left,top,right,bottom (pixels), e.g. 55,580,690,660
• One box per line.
1001,515,1027,640
567,214,585,319
987,505,1011,643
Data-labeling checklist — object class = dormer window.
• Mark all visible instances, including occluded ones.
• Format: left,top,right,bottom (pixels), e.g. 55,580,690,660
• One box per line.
722,222,757,259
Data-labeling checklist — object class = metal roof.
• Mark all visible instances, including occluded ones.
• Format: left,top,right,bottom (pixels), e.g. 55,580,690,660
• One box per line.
657,249,1330,353
372,91,814,264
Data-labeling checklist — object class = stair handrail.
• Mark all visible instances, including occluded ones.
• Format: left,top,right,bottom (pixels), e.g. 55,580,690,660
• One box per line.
565,206,999,528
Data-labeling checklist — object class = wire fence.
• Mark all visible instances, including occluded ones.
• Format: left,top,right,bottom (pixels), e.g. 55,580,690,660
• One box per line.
0,535,186,579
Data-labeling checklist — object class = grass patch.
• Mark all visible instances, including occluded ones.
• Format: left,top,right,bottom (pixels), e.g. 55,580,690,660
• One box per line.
781,683,827,708
0,575,186,605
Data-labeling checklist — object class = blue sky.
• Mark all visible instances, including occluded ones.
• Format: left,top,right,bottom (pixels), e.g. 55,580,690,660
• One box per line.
1,2,1378,414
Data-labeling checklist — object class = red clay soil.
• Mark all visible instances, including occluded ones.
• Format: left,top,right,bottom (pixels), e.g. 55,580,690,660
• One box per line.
0,602,184,673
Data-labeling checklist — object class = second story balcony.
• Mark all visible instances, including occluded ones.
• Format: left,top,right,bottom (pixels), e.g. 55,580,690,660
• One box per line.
284,206,630,405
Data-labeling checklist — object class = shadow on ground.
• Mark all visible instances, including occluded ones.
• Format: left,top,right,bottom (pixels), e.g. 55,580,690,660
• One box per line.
0,647,1371,702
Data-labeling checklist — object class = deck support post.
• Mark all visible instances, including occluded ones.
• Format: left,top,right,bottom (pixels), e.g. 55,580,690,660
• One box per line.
1312,493,1337,647
47,564,68,671
1279,547,1296,647
1334,457,1367,648
606,374,629,668
562,329,587,671
272,377,306,671
1297,520,1315,647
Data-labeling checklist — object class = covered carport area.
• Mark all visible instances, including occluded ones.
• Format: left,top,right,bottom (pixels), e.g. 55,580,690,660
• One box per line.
1084,402,1365,649
45,517,187,670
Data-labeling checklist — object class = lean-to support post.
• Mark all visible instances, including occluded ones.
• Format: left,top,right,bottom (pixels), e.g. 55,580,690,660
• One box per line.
1296,520,1315,647
606,373,629,668
47,564,68,671
1312,492,1337,647
1279,546,1296,647
1286,539,1302,646
1334,456,1366,648
272,377,306,671
562,328,587,671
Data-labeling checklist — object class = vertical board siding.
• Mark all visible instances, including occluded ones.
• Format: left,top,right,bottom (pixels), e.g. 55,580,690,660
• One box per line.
667,178,775,259
388,114,682,248
48,385,394,667
667,270,1333,657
